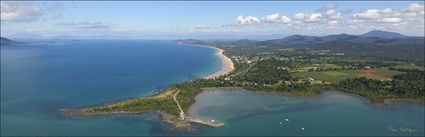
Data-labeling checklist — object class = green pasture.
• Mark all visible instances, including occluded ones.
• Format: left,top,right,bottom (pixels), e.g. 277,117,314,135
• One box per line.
293,70,360,83
390,64,424,70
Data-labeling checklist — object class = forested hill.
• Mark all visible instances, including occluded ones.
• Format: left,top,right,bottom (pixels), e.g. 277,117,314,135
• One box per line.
262,30,411,45
359,30,407,39
177,30,424,62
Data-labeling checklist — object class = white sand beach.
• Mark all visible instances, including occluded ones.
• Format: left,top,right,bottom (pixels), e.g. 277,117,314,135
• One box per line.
178,42,235,79
203,47,235,79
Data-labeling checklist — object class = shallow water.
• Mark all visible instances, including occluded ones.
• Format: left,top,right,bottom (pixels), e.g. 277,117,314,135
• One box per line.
188,88,425,136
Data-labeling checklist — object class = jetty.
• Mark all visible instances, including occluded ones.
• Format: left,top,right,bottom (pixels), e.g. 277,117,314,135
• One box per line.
173,90,224,128
188,117,224,128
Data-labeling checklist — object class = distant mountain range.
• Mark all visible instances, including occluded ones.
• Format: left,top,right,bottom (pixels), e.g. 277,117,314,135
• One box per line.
260,30,423,61
178,30,424,62
179,30,422,46
0,37,19,45
359,30,407,39
264,30,412,45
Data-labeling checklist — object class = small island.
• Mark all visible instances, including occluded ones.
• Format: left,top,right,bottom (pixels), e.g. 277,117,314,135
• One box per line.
63,30,425,129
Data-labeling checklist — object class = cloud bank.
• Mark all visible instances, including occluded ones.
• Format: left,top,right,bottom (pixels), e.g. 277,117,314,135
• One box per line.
228,3,424,33
1,1,63,23
1,1,43,22
56,22,110,29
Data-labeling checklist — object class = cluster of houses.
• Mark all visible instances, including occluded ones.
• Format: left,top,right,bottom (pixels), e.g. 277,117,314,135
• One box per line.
231,55,254,64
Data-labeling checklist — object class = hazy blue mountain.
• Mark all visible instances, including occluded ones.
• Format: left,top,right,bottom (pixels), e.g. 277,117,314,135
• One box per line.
264,33,359,44
9,33,47,39
262,30,415,45
359,30,407,39
49,35,81,40
321,33,358,41
265,35,323,44
83,35,131,39
1,37,19,45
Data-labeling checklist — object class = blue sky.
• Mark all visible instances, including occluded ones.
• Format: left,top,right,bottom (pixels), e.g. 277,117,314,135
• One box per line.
1,1,424,39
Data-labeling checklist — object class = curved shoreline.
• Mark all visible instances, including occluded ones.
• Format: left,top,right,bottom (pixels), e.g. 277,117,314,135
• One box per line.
62,42,423,130
63,42,234,129
203,47,234,79
177,42,234,79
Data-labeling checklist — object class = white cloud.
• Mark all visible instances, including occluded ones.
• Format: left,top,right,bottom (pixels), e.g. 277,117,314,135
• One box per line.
382,17,402,23
1,1,43,22
235,15,261,25
401,3,425,17
195,24,209,30
326,9,336,15
224,3,423,36
405,3,424,12
326,9,341,20
381,8,394,14
353,9,381,19
264,13,290,23
1,1,63,23
220,3,425,34
350,3,423,26
328,20,338,25
344,3,424,34
352,3,424,20
294,13,305,20
307,13,322,22
293,12,322,23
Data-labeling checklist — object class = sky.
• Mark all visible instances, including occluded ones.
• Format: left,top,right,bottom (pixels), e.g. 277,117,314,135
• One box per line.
1,1,424,39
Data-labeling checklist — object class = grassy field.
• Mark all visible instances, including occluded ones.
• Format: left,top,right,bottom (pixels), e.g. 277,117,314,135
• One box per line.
322,64,340,69
390,64,424,70
294,70,360,83
293,68,405,83
311,63,341,69
377,67,405,77
321,71,348,76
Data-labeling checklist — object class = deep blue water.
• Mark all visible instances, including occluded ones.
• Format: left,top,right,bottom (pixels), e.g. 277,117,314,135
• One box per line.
1,40,220,136
1,40,424,136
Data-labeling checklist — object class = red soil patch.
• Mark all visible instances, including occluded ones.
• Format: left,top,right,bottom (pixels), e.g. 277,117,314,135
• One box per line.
356,68,390,80
358,68,381,73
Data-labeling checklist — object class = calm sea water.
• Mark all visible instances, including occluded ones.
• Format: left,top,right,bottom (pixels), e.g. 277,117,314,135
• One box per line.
0,40,220,136
1,40,424,136
188,88,424,136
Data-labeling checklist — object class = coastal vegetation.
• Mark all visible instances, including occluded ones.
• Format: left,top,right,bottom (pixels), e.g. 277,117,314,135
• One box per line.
336,70,425,101
82,88,179,116
67,30,425,128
